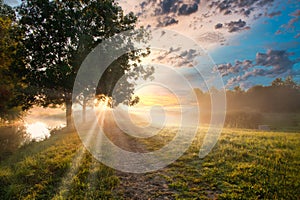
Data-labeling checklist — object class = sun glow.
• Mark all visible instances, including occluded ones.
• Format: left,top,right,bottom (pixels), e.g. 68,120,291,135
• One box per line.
94,98,112,111
26,122,50,141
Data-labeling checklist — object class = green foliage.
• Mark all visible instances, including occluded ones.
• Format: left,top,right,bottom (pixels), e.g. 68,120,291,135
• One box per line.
18,0,136,99
140,128,300,199
0,3,24,121
0,128,119,199
17,0,153,126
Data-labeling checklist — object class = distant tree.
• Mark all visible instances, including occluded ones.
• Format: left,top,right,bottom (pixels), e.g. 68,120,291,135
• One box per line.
18,0,153,127
272,76,299,89
233,85,243,93
284,76,298,89
271,76,299,89
194,76,300,126
271,77,284,87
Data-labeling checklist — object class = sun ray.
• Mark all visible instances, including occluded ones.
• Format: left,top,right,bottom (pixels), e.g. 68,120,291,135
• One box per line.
53,106,105,199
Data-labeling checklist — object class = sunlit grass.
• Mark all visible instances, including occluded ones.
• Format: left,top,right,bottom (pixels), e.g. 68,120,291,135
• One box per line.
141,128,300,199
0,128,118,199
0,126,299,199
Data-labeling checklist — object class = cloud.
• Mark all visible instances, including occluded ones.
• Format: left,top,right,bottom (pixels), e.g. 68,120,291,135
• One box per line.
154,0,200,16
286,10,300,29
208,0,274,17
226,19,250,33
226,68,265,87
178,3,199,15
118,0,276,48
198,32,226,44
141,0,274,23
275,30,282,35
216,49,297,87
242,8,252,17
266,11,281,18
276,9,300,37
157,16,179,27
215,63,233,77
215,60,253,76
226,76,243,87
256,0,275,7
159,0,178,14
153,47,198,68
287,9,300,28
240,60,253,70
224,10,232,15
239,81,255,90
215,23,223,29
256,50,295,75
291,9,300,17
211,1,230,12
168,47,181,53
180,49,197,61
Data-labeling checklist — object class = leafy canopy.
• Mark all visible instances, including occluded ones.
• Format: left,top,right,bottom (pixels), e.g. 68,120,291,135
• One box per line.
18,0,152,109
0,2,23,121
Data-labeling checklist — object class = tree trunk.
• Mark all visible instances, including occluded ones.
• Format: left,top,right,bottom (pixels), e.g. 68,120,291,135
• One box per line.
66,98,73,128
82,97,86,123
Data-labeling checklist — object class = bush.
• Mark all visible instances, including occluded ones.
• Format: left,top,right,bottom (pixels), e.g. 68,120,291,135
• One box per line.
0,125,27,161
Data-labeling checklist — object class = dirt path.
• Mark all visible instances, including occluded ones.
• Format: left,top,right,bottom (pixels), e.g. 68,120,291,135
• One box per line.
114,171,175,200
101,111,176,199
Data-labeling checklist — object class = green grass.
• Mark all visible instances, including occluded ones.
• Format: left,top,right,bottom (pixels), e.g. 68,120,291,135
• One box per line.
0,128,119,200
140,127,300,199
0,127,299,199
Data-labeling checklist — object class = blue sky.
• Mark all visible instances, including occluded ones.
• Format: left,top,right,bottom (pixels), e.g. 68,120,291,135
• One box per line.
117,0,300,89
210,0,300,87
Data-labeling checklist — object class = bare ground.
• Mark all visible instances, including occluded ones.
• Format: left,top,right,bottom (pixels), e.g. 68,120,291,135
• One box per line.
102,111,177,199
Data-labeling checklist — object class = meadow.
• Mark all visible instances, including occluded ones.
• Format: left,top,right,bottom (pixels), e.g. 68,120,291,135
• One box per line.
0,127,299,199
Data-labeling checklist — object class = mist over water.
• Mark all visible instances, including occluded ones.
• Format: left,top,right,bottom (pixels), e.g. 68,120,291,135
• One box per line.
25,122,51,142
126,105,199,128
0,107,66,156
24,107,66,129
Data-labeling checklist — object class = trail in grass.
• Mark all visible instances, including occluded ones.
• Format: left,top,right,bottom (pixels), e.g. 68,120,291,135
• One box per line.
101,111,176,199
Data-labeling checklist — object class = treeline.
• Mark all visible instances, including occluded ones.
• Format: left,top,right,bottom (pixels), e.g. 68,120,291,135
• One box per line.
195,77,300,128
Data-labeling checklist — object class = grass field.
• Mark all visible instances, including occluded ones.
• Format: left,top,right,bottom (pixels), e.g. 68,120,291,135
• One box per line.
0,127,299,199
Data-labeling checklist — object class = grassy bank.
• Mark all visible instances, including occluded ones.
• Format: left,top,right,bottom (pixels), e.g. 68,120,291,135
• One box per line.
0,127,299,199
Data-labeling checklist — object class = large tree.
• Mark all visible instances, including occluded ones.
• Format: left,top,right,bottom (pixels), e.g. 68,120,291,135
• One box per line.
18,0,152,127
0,2,24,121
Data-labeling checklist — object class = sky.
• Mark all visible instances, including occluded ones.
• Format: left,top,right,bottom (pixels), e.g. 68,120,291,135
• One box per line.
3,0,300,115
117,0,300,89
